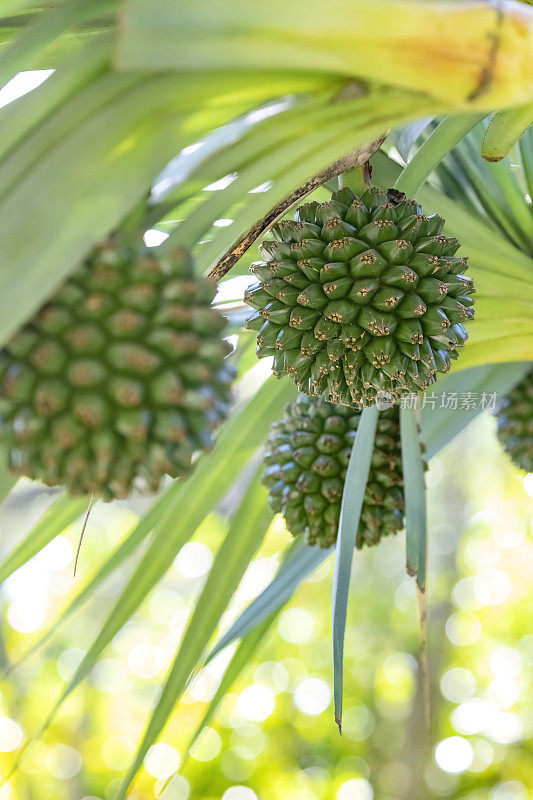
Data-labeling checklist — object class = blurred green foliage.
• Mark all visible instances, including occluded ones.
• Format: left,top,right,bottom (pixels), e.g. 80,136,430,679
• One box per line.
0,411,530,800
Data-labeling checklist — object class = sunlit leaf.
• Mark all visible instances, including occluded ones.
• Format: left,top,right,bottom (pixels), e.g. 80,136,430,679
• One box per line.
421,362,532,460
207,539,332,663
0,0,115,85
393,113,485,198
11,376,295,768
118,0,533,109
332,405,378,731
0,493,88,585
0,70,325,345
0,448,17,507
8,482,179,671
117,468,272,797
185,611,278,754
400,407,427,591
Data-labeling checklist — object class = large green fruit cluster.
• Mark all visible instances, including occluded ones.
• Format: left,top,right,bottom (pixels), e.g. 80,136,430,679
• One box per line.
245,187,475,407
0,240,234,499
496,368,533,473
263,395,404,548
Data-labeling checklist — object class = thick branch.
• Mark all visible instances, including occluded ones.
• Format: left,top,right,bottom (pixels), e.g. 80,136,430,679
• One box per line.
207,135,386,281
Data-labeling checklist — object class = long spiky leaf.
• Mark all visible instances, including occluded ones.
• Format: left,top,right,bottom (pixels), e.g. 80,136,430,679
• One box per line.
9,377,295,774
208,539,332,663
0,493,88,585
332,405,379,731
117,468,272,798
400,406,428,591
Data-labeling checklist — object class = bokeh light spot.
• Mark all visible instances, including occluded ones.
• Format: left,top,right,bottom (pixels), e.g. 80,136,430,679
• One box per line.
469,737,494,773
188,727,221,762
337,777,373,800
149,589,182,626
237,685,275,722
46,744,82,779
491,781,528,800
489,647,522,677
7,597,46,633
0,718,23,752
253,660,289,693
187,670,218,702
434,736,473,773
489,712,522,744
451,699,493,735
382,652,416,684
473,570,511,606
174,542,213,578
222,788,258,800
293,678,331,715
445,613,481,646
486,677,520,709
157,774,189,800
440,668,477,703
452,577,481,611
278,608,315,644
220,748,255,782
128,642,164,679
37,535,73,571
229,727,266,760
91,657,128,694
56,647,86,681
144,743,180,778
342,706,374,742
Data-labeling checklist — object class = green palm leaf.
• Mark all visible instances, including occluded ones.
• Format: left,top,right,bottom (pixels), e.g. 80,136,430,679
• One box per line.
9,376,295,770
0,0,115,84
184,612,278,757
117,0,533,109
400,407,428,591
421,362,532,459
0,33,112,164
332,405,378,731
7,483,179,672
117,468,272,798
208,540,332,663
0,493,87,585
0,448,17,507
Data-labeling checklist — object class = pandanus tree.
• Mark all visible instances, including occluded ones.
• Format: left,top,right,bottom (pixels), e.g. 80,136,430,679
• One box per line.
0,0,531,796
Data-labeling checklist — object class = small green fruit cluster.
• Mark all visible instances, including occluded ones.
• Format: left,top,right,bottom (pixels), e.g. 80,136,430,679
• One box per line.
497,368,533,474
263,395,404,548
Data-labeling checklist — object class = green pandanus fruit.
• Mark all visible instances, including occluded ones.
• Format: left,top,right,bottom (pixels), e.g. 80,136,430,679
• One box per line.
245,187,475,407
263,394,404,548
496,367,533,474
0,239,234,499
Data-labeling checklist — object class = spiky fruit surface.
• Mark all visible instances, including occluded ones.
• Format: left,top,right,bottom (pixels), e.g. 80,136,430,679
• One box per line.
0,240,234,500
263,395,404,548
245,187,475,407
496,368,533,473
